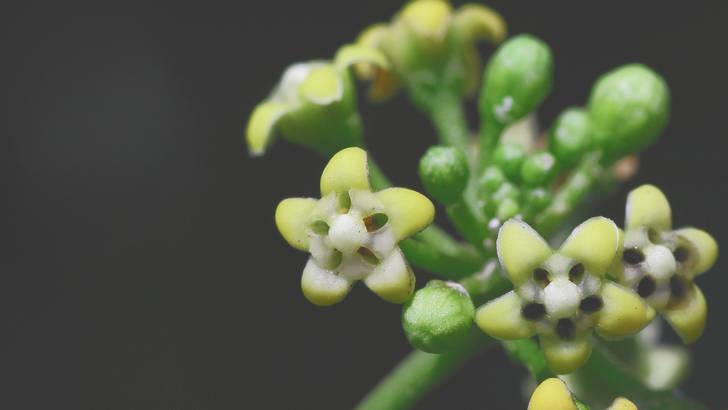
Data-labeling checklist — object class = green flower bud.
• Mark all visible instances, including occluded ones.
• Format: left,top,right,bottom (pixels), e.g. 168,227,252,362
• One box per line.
588,63,670,162
479,165,506,193
418,146,470,205
402,280,475,353
491,142,526,181
485,181,519,215
479,34,553,127
497,197,520,220
523,187,552,216
548,107,593,168
520,151,557,187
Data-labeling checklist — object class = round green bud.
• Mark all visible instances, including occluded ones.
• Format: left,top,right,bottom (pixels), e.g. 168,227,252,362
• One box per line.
418,146,470,205
548,107,593,168
523,187,552,215
491,142,526,181
479,34,554,127
402,280,475,353
497,197,520,220
588,63,670,162
485,181,519,215
520,151,558,187
479,165,506,193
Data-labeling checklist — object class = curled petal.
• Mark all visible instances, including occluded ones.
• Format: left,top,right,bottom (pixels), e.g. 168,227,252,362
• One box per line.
559,216,619,276
320,147,371,196
376,187,435,241
245,101,290,156
676,227,718,275
625,184,672,230
275,198,317,251
475,291,535,340
399,0,452,39
301,258,352,306
540,332,592,374
664,284,707,343
364,248,415,303
596,282,655,339
334,44,390,73
298,65,343,105
496,219,552,286
354,24,391,80
528,378,577,410
607,397,638,410
452,4,507,44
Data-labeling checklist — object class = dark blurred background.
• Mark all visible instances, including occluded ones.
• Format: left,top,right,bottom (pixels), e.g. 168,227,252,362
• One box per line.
2,0,727,408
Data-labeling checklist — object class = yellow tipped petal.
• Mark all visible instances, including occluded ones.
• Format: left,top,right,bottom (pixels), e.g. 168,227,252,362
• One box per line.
559,217,620,276
376,187,435,241
540,333,592,374
364,248,415,303
298,65,342,105
245,101,290,156
320,147,371,196
676,227,718,275
399,0,452,39
607,397,638,410
528,378,577,410
597,282,654,339
452,4,507,44
354,24,391,80
625,184,672,230
475,291,536,339
496,219,552,286
664,284,707,343
335,44,389,73
301,258,352,306
275,198,317,251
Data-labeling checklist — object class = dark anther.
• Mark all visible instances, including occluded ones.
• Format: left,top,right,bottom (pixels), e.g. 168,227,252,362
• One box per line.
533,268,550,286
670,276,686,299
357,247,380,265
623,248,644,264
363,213,388,232
555,318,575,340
579,296,603,313
521,303,546,321
637,276,656,298
673,247,689,263
569,263,585,283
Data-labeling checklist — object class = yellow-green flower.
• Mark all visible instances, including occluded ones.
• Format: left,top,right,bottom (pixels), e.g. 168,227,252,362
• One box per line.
275,147,435,306
476,218,654,374
528,378,638,410
611,184,718,343
245,44,388,156
354,0,506,101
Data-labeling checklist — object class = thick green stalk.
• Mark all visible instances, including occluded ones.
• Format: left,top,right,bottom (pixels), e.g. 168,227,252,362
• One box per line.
446,200,489,248
477,116,504,170
427,92,471,155
355,330,495,410
399,230,484,279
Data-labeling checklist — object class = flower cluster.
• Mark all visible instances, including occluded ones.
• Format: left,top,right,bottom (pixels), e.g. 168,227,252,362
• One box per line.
275,147,434,305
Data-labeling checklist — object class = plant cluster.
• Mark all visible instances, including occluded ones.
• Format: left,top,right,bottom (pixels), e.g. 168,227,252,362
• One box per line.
246,1,718,408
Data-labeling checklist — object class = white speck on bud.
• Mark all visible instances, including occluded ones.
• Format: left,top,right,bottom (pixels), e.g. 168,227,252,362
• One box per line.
328,213,368,254
544,279,581,318
494,96,514,122
488,218,501,232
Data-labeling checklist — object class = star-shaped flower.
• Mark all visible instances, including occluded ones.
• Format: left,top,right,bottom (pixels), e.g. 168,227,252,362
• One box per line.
476,217,654,374
612,184,718,343
528,378,637,410
275,147,435,306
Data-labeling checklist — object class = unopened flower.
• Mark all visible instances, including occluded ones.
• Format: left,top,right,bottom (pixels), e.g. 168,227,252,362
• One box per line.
275,147,434,305
612,184,718,343
245,44,388,156
528,378,637,410
476,218,654,374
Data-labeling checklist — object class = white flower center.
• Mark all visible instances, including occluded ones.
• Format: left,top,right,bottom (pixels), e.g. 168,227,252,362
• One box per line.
544,279,581,319
644,244,676,282
328,213,368,254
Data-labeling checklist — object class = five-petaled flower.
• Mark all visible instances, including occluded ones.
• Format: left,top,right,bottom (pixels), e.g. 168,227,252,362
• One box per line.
476,217,654,374
612,184,718,343
275,147,435,306
528,378,637,410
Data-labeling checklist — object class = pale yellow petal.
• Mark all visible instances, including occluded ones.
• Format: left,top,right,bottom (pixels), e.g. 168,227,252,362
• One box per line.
496,219,552,286
475,291,535,340
452,4,506,44
298,65,343,105
540,332,592,374
275,198,317,251
399,0,453,39
245,101,290,156
364,248,415,303
625,184,672,230
596,282,655,339
375,187,435,241
664,284,707,343
301,258,353,306
528,378,577,410
676,227,718,275
334,44,390,72
320,147,371,196
607,397,638,410
559,216,619,276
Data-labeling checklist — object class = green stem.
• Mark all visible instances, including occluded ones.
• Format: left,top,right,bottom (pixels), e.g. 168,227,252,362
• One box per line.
368,159,392,191
445,200,489,249
477,115,504,170
502,338,554,383
355,330,495,410
400,229,484,279
427,92,471,155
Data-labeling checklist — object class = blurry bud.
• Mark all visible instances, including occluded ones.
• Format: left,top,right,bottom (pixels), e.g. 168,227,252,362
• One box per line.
491,142,526,181
497,197,520,220
479,165,506,193
548,107,593,169
520,151,558,187
402,280,475,353
419,146,470,205
523,187,552,215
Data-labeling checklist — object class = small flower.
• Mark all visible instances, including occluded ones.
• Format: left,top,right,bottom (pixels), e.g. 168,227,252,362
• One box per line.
245,44,389,156
275,147,435,306
476,218,654,374
528,378,638,410
354,0,506,101
612,184,718,343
